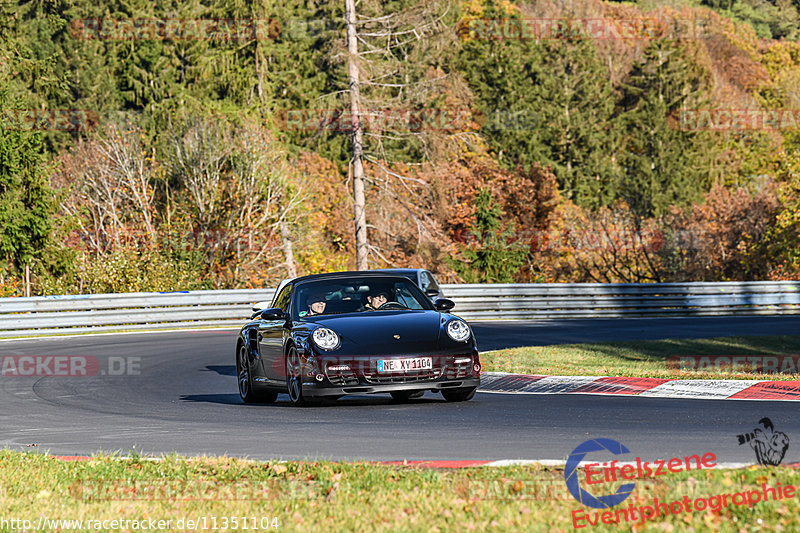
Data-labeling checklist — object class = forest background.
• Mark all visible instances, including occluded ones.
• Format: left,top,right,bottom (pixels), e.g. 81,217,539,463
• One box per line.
1,0,800,296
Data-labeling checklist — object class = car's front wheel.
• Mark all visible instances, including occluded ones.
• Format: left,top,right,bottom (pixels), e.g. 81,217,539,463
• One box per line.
237,343,277,404
286,346,317,407
442,386,476,402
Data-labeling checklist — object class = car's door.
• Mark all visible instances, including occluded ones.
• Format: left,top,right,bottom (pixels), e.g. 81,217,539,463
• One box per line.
258,283,292,383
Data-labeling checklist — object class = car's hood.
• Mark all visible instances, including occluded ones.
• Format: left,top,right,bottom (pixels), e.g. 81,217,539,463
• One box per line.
305,310,442,354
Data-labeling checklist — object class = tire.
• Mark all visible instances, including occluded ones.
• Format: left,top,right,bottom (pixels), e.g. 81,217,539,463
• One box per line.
390,390,425,402
286,346,318,407
442,387,476,402
237,343,278,404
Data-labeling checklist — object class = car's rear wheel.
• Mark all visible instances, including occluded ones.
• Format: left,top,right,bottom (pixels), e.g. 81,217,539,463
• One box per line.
390,391,425,402
237,343,277,404
286,346,317,407
442,386,476,402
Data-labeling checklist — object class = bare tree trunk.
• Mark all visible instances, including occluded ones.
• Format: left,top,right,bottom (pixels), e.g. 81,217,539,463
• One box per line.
346,0,368,270
280,219,297,278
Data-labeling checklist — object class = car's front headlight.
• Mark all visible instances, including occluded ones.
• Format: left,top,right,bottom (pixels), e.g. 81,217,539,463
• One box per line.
446,319,471,342
312,327,340,350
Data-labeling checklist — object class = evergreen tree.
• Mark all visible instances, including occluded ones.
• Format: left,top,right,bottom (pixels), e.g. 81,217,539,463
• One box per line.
616,40,716,218
0,90,55,274
533,35,621,209
457,2,546,170
450,188,528,283
457,3,620,209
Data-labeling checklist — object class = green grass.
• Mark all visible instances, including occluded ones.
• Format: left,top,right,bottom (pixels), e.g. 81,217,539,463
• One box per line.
1,451,799,532
480,336,800,380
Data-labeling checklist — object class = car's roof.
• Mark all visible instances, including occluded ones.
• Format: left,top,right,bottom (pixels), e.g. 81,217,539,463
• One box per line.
289,270,414,285
373,268,424,276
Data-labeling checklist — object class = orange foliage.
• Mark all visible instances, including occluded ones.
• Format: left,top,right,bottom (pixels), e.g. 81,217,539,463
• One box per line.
290,152,355,275
536,200,666,283
663,183,780,281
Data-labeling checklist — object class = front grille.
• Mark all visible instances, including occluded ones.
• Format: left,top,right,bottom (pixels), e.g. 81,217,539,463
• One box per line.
443,357,473,380
324,355,474,385
324,363,359,386
327,374,360,386
363,368,442,384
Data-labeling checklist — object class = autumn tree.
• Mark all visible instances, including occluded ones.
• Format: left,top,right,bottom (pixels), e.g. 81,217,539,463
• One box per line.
660,183,780,281
537,200,666,283
424,153,559,282
764,151,800,279
450,188,529,283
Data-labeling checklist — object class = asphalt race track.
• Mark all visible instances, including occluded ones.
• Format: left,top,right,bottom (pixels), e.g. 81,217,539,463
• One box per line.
1,315,799,463
470,315,800,350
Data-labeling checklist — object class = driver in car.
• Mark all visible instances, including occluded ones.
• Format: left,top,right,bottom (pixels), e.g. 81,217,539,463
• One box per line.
305,291,327,316
364,290,390,310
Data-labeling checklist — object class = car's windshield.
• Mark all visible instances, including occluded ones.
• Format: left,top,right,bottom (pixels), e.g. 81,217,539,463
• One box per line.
293,277,435,318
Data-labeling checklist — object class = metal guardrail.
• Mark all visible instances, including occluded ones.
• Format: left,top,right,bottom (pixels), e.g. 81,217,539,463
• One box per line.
444,281,800,320
0,289,275,338
0,281,798,337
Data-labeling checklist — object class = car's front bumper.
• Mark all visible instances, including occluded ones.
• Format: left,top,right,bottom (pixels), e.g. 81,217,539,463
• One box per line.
301,377,481,398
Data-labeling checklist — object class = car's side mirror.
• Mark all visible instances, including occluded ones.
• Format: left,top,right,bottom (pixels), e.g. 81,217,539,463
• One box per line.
252,300,273,313
258,307,286,320
250,300,276,319
434,298,455,312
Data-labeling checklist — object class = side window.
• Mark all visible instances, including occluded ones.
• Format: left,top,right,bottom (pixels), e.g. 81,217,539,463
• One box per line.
274,284,293,312
394,282,425,310
420,271,431,291
423,271,439,293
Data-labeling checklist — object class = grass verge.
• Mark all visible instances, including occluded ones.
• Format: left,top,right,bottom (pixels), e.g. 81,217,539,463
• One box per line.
1,451,798,532
480,335,800,380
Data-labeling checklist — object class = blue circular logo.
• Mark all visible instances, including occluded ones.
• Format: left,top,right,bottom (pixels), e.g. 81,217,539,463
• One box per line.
564,438,636,509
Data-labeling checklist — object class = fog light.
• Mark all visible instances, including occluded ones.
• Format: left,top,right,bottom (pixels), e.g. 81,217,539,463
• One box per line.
454,357,471,364
315,374,324,382
473,364,481,372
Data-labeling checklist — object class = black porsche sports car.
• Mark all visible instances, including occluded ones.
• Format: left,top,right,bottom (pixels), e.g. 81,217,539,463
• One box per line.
235,271,480,406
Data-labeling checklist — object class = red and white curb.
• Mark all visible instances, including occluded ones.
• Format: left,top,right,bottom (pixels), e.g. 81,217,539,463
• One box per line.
478,372,800,401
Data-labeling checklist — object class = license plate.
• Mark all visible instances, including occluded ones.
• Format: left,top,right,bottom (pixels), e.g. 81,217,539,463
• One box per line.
377,357,433,373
